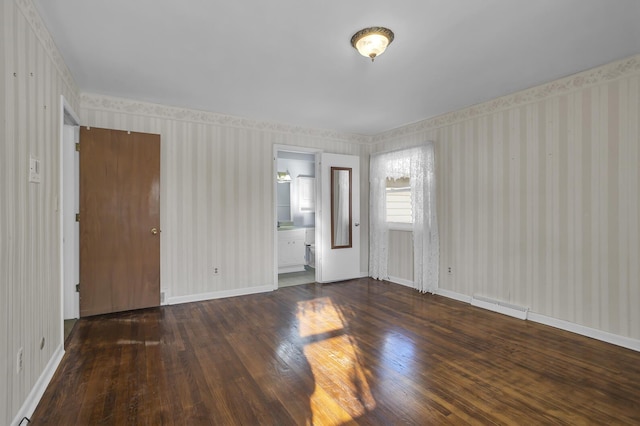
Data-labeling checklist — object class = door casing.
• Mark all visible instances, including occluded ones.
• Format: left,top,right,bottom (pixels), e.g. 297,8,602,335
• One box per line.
273,145,322,288
60,96,80,324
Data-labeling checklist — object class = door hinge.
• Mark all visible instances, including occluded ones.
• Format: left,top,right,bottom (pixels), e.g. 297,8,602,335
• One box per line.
75,283,80,292
75,143,80,152
75,213,80,222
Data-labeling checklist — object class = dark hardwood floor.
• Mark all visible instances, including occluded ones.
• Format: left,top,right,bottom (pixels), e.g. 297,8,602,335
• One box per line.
33,279,640,425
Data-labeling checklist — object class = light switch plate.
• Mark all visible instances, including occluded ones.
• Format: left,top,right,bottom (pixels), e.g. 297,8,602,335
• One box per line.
29,154,41,183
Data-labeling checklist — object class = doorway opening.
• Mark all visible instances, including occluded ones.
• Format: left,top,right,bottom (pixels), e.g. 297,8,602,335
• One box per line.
59,95,80,343
274,146,321,288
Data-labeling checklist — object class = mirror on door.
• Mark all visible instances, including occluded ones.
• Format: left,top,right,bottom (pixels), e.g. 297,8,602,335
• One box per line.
330,167,352,249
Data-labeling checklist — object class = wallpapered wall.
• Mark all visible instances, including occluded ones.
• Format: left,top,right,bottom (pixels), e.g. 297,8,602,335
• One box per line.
79,95,370,302
1,0,81,424
4,0,639,423
374,55,640,341
4,2,371,423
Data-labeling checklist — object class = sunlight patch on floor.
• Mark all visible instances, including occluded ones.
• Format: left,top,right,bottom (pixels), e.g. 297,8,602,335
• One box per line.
297,297,345,338
297,297,376,422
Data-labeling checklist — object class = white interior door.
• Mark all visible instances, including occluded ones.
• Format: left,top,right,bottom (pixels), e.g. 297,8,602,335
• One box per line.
318,153,360,282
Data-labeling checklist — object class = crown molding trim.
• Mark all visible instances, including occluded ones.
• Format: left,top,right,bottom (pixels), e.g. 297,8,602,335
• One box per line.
16,0,80,105
80,93,372,144
372,54,640,143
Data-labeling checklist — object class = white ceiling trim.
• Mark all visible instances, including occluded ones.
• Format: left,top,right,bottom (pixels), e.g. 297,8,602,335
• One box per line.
372,54,640,144
30,0,640,136
16,0,79,103
80,93,372,144
81,54,640,145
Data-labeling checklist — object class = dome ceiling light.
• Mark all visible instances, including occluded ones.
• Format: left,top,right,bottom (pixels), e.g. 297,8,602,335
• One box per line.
350,27,394,62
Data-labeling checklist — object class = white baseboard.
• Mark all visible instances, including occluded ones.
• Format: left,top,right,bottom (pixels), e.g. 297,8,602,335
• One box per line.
166,284,273,305
12,343,65,426
471,296,529,320
434,288,639,353
527,312,640,352
388,276,414,289
278,265,306,274
435,288,472,303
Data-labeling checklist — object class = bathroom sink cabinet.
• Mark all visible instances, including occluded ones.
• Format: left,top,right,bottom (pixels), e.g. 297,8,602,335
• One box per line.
278,229,306,273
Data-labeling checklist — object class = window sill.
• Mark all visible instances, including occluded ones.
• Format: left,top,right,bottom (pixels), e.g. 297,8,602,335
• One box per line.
387,222,413,231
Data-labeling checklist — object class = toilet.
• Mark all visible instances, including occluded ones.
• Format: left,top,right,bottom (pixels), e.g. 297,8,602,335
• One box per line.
305,228,315,268
305,243,315,268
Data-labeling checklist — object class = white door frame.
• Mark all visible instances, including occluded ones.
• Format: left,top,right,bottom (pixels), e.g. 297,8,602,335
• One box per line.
273,145,322,289
59,95,80,333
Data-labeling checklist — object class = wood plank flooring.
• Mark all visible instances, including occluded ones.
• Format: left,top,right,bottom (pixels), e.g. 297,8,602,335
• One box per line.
33,279,640,425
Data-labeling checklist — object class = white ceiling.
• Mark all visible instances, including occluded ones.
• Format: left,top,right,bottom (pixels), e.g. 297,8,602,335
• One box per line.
34,0,640,136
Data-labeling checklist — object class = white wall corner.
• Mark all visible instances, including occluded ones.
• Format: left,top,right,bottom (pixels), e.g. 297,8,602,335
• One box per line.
387,276,415,289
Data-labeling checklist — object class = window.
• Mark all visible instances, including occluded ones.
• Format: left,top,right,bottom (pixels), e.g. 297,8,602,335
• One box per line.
386,177,412,223
370,143,439,293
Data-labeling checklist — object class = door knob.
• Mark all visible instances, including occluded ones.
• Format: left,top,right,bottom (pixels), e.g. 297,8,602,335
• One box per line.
151,228,158,235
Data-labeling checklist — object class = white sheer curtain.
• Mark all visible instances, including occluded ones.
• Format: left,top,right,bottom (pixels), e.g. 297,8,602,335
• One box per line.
369,153,389,280
369,143,439,293
411,142,439,293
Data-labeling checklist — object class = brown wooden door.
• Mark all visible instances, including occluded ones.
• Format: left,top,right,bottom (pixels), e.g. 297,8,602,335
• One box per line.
79,127,161,317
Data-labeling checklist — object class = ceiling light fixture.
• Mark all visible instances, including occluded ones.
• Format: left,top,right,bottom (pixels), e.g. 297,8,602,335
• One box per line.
277,171,292,183
350,27,394,62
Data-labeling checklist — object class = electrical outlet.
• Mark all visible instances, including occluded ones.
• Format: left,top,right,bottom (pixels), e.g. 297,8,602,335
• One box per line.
448,267,452,275
213,267,220,276
17,347,23,373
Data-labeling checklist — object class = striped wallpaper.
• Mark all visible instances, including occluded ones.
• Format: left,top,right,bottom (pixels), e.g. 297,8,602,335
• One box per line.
374,55,640,341
3,0,639,423
80,97,369,302
1,0,81,424
388,230,413,283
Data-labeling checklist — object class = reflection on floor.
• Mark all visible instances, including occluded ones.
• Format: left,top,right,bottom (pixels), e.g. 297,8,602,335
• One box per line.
279,267,315,287
32,279,640,424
